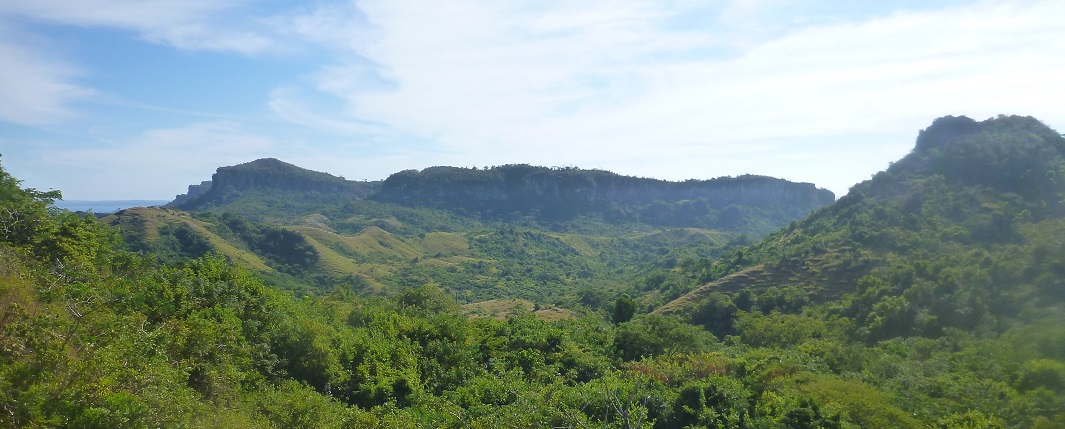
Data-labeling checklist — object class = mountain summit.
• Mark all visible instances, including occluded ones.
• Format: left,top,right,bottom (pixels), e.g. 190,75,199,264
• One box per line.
892,114,1065,207
168,158,380,211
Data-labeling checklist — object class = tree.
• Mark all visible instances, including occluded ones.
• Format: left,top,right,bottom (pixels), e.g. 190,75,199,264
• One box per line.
395,283,458,314
613,294,638,324
691,292,737,337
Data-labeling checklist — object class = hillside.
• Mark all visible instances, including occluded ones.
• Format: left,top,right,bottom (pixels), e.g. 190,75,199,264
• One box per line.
656,114,1065,328
105,204,737,302
124,159,835,301
107,206,276,272
0,157,872,428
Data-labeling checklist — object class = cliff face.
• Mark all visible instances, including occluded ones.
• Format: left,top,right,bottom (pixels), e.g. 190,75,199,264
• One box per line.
169,181,212,207
373,165,834,231
168,159,834,232
209,158,362,193
379,165,832,205
169,158,381,211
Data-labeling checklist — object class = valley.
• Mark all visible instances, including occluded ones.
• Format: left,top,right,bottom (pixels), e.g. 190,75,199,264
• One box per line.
3,115,1065,428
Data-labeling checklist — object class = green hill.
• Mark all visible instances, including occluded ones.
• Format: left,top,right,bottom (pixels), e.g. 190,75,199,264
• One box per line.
657,115,1065,319
8,116,1065,427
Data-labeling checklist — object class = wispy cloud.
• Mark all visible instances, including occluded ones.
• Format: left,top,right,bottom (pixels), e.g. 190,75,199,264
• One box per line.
5,0,1064,198
34,121,277,199
267,87,387,136
282,0,1065,191
0,26,92,124
0,0,278,125
0,0,274,54
271,1,370,53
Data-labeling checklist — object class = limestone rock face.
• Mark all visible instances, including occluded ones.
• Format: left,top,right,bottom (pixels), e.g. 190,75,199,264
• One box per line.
168,158,380,210
374,165,834,231
170,181,212,207
167,159,835,232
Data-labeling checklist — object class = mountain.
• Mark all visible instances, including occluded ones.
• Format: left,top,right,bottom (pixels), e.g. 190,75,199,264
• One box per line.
168,159,834,235
138,159,835,299
168,158,381,215
655,115,1065,333
374,165,834,233
0,155,893,428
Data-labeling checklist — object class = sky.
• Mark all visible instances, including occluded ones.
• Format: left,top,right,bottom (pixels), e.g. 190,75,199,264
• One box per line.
2,0,1064,200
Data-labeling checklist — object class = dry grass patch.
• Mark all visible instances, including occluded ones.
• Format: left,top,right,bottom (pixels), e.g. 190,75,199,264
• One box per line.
463,299,576,321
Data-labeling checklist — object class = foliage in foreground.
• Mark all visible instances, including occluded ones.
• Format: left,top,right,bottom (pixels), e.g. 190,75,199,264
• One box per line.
7,115,1065,428
3,154,1062,429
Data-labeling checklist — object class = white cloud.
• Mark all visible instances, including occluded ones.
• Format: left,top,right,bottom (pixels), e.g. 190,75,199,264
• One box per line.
267,87,386,136
0,0,274,54
0,0,309,131
8,0,1065,199
33,121,278,199
0,26,92,124
273,2,370,52
0,0,280,125
287,0,1065,194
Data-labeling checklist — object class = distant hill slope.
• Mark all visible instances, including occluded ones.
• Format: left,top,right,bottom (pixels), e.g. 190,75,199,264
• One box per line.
105,207,276,273
657,115,1065,318
105,204,735,301
373,165,834,233
55,199,169,213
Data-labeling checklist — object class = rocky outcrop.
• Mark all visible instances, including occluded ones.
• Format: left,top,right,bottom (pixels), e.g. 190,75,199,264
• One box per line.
168,158,380,210
373,165,834,231
170,181,212,207
168,159,834,232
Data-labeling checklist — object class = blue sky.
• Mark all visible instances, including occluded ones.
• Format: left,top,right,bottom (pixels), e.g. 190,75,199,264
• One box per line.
1,0,1063,200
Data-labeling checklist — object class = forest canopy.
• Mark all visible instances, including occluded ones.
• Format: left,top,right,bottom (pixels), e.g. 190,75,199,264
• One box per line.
4,116,1065,428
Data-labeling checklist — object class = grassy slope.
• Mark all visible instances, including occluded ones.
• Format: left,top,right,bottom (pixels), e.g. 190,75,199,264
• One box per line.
106,207,274,272
110,204,745,310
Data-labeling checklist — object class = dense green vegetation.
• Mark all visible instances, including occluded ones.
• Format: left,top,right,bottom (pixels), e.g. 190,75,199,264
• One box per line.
0,159,846,428
6,115,1065,427
110,196,741,306
649,115,1065,426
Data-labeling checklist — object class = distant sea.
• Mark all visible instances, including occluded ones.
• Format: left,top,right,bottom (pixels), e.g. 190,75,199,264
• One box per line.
54,200,170,213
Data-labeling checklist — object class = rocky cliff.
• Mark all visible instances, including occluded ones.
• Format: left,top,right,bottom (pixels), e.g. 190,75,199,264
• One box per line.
167,159,834,232
168,158,381,211
373,165,834,231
